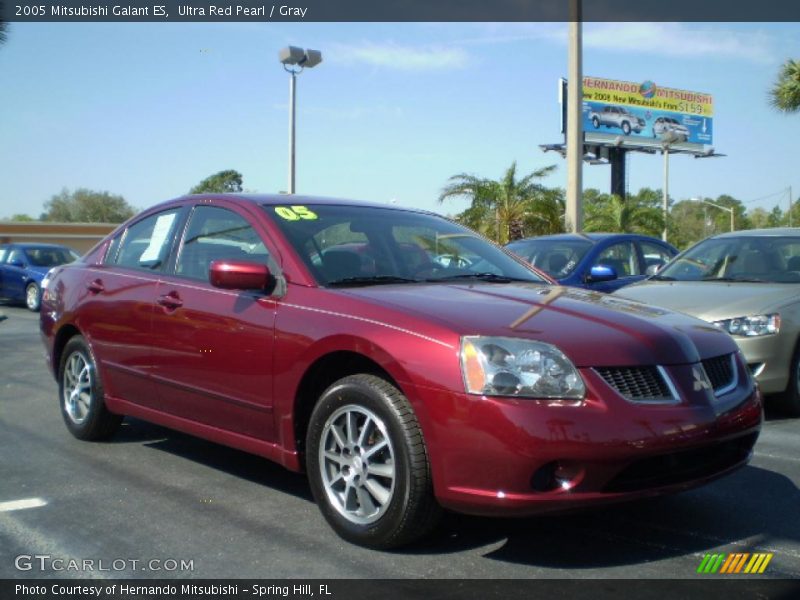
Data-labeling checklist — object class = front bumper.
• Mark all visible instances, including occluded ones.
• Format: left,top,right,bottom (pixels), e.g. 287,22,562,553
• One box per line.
420,358,762,517
735,333,794,395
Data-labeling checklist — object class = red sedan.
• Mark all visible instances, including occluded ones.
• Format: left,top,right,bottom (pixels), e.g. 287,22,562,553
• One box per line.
40,195,762,548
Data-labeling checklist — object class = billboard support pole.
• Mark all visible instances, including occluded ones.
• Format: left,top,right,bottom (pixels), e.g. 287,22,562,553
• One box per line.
565,0,583,233
662,148,669,242
610,148,626,199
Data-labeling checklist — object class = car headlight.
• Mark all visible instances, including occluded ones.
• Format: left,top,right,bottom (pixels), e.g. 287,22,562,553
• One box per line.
713,314,780,337
40,268,56,291
460,336,585,400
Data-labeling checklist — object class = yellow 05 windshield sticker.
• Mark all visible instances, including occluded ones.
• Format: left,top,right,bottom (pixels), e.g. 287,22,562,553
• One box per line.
274,205,318,221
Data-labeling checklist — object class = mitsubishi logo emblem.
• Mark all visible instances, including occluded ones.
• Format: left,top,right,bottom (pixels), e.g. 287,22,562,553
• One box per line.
693,367,712,391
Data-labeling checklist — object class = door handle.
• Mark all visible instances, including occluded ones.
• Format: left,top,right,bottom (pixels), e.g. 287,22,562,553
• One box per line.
157,293,183,310
87,279,104,293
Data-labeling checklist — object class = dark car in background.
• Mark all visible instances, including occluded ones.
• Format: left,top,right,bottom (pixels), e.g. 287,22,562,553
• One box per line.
0,243,79,310
505,233,678,293
40,195,760,548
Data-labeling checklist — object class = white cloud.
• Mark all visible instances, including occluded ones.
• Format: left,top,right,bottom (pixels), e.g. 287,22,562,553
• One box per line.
582,23,775,64
330,42,469,71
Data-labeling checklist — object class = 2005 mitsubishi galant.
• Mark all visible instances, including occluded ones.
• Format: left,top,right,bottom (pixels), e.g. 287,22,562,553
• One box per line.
41,195,762,548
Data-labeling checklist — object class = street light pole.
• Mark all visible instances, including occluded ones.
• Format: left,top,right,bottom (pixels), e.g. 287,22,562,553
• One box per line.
288,70,297,194
278,46,322,195
702,199,735,232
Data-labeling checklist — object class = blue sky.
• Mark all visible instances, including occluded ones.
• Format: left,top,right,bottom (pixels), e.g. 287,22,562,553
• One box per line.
1,22,799,220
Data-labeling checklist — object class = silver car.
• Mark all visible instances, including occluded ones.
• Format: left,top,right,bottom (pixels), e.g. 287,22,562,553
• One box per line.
614,228,800,415
652,117,689,142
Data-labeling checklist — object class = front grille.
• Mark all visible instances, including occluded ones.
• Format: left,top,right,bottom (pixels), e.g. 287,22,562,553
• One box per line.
604,432,758,493
702,354,736,393
595,366,673,402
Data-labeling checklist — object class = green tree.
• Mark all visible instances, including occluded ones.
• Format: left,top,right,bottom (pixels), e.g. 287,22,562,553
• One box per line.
439,162,557,244
583,188,664,237
10,214,35,222
767,205,785,228
748,207,770,229
190,169,244,194
41,188,136,223
770,59,800,113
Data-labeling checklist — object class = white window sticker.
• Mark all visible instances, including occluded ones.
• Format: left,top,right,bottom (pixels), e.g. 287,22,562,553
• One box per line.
139,213,176,263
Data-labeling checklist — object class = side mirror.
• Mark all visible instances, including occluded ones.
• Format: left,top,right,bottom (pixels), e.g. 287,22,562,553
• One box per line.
587,264,617,283
9,259,25,268
209,260,272,291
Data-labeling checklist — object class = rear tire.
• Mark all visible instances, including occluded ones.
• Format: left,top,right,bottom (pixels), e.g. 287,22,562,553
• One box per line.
59,335,122,440
775,344,800,417
306,374,440,549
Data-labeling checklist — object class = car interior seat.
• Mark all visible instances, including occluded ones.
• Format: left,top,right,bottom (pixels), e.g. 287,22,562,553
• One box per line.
321,250,363,282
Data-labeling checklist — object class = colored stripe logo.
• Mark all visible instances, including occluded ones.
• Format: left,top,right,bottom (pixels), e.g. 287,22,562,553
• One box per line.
697,553,773,574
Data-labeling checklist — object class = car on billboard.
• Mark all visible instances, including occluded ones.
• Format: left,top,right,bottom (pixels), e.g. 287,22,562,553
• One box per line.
40,194,762,548
652,117,689,142
589,105,645,135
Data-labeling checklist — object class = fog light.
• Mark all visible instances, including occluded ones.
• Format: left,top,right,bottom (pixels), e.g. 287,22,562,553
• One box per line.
531,461,583,492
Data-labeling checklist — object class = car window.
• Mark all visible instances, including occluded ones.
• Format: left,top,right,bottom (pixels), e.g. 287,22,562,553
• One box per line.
640,241,675,273
595,242,639,277
105,234,122,264
505,239,592,278
8,248,25,264
113,209,181,271
659,236,800,283
23,247,78,267
0,246,8,263
176,206,270,281
266,204,545,286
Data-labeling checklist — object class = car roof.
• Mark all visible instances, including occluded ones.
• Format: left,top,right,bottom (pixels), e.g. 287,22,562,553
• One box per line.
151,193,431,214
2,242,74,249
711,228,800,239
507,232,662,245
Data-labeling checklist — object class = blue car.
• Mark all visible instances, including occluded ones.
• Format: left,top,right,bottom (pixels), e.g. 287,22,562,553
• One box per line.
0,243,79,310
505,233,678,293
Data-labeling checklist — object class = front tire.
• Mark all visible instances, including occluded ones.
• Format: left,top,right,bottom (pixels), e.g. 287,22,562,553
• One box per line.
306,374,440,549
25,282,40,311
591,116,599,128
59,335,122,440
622,121,631,135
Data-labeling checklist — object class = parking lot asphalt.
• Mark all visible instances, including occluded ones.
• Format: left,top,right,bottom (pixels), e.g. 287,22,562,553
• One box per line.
1,304,799,580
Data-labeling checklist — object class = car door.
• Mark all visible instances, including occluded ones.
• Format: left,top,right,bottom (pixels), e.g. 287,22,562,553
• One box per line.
78,207,183,409
0,245,10,298
2,246,28,301
149,203,278,441
587,241,642,293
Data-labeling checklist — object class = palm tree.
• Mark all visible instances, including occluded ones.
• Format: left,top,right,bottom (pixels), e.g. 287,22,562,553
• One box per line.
0,21,7,47
584,191,663,236
439,162,557,244
770,59,800,113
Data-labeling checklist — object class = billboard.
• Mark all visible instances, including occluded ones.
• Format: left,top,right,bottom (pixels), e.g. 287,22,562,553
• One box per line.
581,77,713,147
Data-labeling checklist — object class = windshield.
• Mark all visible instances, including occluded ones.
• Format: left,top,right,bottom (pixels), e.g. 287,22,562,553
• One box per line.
505,239,592,278
23,247,79,267
658,236,800,283
265,204,546,287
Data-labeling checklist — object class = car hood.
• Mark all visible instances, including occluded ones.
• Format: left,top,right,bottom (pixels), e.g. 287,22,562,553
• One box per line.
335,282,735,367
615,281,798,321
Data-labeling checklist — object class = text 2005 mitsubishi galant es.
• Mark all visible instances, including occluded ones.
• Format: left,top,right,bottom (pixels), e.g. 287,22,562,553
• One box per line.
40,195,762,548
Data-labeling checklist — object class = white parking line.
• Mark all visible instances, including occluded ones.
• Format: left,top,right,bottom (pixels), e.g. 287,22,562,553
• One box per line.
753,451,800,463
0,498,47,512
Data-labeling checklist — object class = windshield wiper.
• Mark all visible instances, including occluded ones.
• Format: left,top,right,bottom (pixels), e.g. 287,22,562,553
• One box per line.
327,275,419,287
425,272,534,283
701,276,766,283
